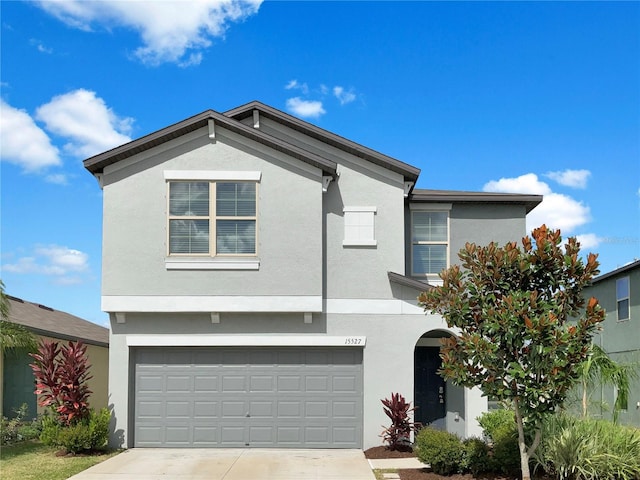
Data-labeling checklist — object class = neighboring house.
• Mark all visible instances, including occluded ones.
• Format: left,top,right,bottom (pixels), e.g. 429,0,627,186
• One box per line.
0,296,109,418
83,100,541,449
583,260,640,426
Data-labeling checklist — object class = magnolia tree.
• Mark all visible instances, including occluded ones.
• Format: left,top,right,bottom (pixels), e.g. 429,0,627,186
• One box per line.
418,225,605,480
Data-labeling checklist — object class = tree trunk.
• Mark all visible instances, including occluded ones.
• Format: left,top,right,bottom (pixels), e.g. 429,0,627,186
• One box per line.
513,398,532,480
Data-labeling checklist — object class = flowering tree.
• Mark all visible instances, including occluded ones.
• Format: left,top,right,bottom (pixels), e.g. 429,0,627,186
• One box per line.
418,225,605,480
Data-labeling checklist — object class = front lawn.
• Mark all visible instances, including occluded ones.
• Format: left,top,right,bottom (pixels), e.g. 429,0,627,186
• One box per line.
0,440,120,480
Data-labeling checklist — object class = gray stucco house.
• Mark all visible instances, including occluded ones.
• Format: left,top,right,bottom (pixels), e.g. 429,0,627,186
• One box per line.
83,100,541,449
582,260,640,426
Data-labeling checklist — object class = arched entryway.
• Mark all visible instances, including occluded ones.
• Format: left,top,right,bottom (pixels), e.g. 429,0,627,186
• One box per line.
414,330,465,437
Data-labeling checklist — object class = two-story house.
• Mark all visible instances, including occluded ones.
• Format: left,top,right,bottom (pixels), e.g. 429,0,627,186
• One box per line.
83,101,541,449
583,260,640,426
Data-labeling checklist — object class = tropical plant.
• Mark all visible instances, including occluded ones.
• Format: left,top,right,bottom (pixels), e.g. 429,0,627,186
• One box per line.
29,340,93,425
578,344,638,422
534,414,640,480
0,280,37,352
419,225,605,480
380,392,419,450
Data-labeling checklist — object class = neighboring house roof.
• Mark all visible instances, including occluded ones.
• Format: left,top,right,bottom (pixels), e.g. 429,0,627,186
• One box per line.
591,259,640,284
5,296,109,348
410,189,542,213
83,109,338,177
388,271,433,291
225,101,421,182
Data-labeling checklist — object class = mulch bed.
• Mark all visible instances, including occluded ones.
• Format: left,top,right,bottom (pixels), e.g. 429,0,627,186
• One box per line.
365,446,552,480
364,445,416,459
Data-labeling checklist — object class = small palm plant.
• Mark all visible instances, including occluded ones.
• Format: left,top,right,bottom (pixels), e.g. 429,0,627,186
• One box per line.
579,344,638,423
380,392,420,451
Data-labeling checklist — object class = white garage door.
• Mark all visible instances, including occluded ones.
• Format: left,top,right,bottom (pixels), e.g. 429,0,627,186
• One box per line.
133,347,363,448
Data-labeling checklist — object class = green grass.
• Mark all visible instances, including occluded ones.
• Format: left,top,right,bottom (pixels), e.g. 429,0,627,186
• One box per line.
373,468,399,480
0,440,120,480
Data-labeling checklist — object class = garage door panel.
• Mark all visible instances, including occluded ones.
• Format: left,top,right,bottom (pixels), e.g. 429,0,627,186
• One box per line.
134,347,362,448
222,375,245,392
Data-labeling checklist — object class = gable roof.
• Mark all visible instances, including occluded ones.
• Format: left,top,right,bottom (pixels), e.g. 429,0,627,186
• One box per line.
5,296,109,347
225,101,420,182
591,259,640,284
83,109,338,177
410,189,542,213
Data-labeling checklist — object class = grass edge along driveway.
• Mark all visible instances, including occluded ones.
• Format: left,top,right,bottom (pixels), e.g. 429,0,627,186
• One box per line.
0,440,120,480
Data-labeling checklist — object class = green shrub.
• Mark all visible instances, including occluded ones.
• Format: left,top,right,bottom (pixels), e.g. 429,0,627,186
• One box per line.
0,403,37,445
491,426,521,475
534,414,640,480
477,409,515,442
40,414,62,447
477,408,529,475
40,408,111,454
415,427,465,475
461,437,491,475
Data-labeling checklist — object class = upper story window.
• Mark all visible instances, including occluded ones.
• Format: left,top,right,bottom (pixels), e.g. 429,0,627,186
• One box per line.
168,181,257,256
411,210,449,277
616,276,630,321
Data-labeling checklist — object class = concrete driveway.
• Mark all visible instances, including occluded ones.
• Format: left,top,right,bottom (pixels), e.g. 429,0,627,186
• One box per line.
67,448,376,480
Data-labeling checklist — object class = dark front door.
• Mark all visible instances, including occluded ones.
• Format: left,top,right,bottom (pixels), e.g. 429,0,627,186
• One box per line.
414,346,446,429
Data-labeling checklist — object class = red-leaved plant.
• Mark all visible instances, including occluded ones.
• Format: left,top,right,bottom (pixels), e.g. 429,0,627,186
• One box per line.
29,340,93,425
380,392,420,451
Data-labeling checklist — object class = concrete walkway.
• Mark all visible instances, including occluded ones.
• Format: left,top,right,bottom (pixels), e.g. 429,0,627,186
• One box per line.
67,448,376,480
367,457,425,470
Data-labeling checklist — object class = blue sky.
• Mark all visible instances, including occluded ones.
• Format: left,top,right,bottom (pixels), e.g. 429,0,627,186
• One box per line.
1,1,639,326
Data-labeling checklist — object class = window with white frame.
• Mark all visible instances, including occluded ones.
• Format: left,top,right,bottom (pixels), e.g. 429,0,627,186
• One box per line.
616,276,630,321
343,206,377,246
412,210,448,276
168,181,257,256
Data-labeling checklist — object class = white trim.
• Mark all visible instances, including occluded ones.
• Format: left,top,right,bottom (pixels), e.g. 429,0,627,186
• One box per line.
208,118,216,140
165,258,260,270
409,203,452,211
253,110,260,129
404,181,415,197
102,295,323,313
126,335,366,347
343,206,377,213
325,299,424,315
164,170,262,181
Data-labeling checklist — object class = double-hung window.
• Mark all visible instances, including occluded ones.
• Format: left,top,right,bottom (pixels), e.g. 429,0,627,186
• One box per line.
616,276,630,321
411,210,449,277
168,181,257,256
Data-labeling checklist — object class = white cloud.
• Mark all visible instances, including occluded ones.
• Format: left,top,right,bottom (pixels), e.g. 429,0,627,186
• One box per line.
576,233,602,250
545,169,591,189
333,86,356,105
45,173,69,185
483,173,591,234
285,79,309,94
29,38,53,54
286,97,326,119
36,89,133,158
0,100,61,172
35,0,262,66
3,245,89,280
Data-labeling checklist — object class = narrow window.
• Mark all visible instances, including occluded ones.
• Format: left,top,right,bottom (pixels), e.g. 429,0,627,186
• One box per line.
412,211,448,276
616,276,630,321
